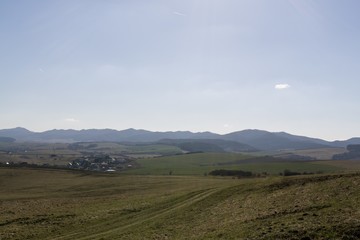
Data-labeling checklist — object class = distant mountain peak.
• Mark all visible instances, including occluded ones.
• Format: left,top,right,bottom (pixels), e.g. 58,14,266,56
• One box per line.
11,127,31,132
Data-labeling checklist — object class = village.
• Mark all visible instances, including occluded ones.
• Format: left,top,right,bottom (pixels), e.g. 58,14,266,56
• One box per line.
67,153,134,172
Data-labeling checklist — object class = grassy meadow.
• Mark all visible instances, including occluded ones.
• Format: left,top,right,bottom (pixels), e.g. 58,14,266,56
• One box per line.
2,167,360,239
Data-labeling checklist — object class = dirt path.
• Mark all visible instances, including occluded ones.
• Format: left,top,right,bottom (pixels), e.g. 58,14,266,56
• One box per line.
52,187,222,240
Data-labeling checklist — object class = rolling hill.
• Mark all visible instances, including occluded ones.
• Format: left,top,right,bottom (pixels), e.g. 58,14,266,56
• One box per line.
157,139,257,152
222,130,332,151
2,168,360,239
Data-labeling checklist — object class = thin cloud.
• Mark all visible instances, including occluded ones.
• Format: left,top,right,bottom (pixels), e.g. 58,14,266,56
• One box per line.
288,0,321,20
64,118,79,123
275,84,291,90
173,11,186,17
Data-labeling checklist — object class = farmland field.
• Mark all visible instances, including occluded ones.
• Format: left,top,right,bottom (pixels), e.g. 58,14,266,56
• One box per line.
0,142,183,166
275,148,347,160
126,152,343,176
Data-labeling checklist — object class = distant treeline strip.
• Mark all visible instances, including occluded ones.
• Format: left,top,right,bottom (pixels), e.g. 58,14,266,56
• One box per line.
209,169,323,178
332,144,360,160
209,169,253,177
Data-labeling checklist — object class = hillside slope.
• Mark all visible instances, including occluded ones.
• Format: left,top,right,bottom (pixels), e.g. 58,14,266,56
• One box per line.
223,130,332,150
157,139,258,152
1,168,360,239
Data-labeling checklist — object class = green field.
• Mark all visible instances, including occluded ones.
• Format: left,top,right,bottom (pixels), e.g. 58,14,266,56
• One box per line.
2,167,360,239
126,152,342,176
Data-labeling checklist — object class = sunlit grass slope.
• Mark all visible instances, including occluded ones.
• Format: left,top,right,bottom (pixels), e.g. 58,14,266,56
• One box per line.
1,168,360,239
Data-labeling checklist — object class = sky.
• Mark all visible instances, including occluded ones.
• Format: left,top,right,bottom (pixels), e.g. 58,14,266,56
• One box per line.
1,0,360,141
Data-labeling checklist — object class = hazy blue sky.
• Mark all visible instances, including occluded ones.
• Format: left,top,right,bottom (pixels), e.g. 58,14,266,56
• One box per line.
1,0,360,140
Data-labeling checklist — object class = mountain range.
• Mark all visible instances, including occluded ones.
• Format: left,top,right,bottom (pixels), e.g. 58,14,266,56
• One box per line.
0,127,359,151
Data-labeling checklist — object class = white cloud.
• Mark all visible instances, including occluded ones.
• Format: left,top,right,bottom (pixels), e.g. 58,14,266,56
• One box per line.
275,84,290,90
223,124,231,128
64,118,79,123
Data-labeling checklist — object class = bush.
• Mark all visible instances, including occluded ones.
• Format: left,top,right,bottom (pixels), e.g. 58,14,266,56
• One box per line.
283,169,301,176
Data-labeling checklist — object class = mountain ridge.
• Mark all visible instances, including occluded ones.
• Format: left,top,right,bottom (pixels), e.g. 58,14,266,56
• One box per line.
0,127,359,151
